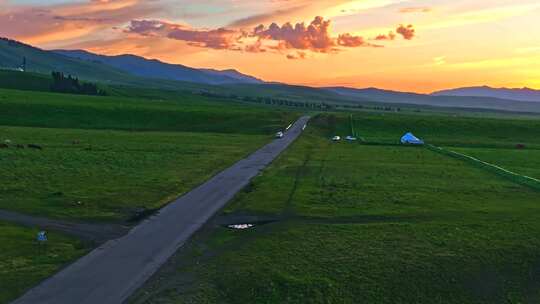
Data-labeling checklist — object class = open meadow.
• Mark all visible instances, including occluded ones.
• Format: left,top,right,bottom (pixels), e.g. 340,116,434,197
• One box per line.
0,87,298,303
131,112,540,304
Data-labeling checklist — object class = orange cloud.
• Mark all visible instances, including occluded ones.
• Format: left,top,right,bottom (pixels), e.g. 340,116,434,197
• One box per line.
252,16,336,53
375,31,396,41
286,51,307,60
126,20,243,50
125,17,416,58
337,33,367,47
396,24,415,40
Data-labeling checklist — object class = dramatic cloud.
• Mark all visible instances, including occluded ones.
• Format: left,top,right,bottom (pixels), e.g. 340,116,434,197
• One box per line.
396,24,415,40
168,28,240,50
337,33,367,47
125,16,415,58
126,20,242,50
252,16,336,52
375,31,396,41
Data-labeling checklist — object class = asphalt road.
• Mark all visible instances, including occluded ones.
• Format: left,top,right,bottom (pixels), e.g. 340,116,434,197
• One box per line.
13,115,310,304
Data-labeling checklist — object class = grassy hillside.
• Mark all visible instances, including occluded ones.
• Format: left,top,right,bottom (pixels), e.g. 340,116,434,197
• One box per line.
131,112,540,304
0,38,140,84
0,88,295,134
0,88,298,222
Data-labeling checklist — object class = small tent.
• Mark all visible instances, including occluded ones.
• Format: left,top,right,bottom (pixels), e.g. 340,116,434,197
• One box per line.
401,132,424,145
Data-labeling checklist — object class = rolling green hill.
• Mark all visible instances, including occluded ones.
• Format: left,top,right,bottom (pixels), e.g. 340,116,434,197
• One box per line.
0,38,138,85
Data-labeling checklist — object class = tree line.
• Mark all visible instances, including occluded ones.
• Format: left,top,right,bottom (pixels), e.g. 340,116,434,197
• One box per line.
50,72,107,96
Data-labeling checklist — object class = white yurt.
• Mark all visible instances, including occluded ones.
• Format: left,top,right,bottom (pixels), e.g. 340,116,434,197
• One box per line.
400,132,424,145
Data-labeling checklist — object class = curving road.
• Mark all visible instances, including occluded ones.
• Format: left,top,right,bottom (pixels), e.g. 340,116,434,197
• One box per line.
13,116,310,304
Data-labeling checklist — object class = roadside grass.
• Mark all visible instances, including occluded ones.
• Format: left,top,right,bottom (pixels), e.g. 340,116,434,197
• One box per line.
0,221,89,304
0,125,268,222
132,113,540,303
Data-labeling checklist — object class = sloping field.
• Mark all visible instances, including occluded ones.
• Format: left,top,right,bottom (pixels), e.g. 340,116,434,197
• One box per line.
0,89,297,221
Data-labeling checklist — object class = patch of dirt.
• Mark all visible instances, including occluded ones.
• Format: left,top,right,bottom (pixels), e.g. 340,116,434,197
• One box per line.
0,209,129,243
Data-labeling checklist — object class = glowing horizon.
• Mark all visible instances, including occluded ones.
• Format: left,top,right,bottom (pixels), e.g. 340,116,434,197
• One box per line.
1,0,539,93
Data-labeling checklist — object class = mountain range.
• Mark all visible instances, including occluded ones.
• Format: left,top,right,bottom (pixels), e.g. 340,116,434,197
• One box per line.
54,49,263,85
1,36,540,113
432,86,540,103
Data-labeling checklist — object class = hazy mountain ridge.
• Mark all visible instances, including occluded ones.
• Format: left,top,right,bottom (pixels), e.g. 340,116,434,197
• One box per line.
54,49,263,85
432,86,540,103
324,86,540,113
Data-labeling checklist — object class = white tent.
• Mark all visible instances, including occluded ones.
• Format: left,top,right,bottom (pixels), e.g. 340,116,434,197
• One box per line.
401,132,424,145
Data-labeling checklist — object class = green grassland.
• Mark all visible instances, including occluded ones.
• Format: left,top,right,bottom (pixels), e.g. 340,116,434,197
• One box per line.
0,126,268,221
132,113,540,304
0,86,298,303
0,89,298,221
448,147,540,180
0,221,89,304
348,111,540,148
0,88,296,134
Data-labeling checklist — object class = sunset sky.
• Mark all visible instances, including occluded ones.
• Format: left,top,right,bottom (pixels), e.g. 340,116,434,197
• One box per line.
1,0,539,93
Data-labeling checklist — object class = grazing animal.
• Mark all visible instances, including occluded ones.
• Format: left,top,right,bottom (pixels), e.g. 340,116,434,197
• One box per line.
0,143,8,149
4,139,11,145
27,144,43,150
516,144,526,150
72,140,81,145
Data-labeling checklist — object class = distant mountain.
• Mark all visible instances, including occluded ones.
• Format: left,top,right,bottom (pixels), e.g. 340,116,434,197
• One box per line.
324,86,540,113
199,68,263,84
325,87,428,104
432,86,540,103
54,49,264,85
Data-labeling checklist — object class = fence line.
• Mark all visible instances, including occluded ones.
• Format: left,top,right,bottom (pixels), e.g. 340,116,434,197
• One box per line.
349,114,356,137
426,144,540,191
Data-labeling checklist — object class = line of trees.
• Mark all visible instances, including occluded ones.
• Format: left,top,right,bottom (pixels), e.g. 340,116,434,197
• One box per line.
199,91,334,110
50,72,106,96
